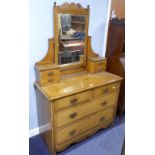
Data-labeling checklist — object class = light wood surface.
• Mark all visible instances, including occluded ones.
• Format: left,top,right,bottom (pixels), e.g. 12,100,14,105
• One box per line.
35,72,122,100
55,90,92,111
55,92,117,127
35,67,60,86
34,2,123,155
56,107,114,144
93,82,120,97
87,57,107,73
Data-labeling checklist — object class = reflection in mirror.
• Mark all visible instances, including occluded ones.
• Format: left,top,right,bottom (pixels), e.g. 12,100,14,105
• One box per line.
58,14,86,65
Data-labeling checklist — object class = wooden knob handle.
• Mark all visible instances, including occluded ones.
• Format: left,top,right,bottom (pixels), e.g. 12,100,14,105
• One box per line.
69,112,77,119
100,117,105,122
103,88,109,94
48,79,53,83
98,62,103,66
47,72,54,76
70,98,78,105
69,130,76,136
101,101,108,106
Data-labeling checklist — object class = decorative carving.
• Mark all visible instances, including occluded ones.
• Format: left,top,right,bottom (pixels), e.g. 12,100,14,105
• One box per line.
60,2,83,8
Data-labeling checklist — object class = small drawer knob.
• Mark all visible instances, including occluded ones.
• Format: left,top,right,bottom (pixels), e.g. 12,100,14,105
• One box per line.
70,98,78,105
69,112,77,119
101,101,108,106
69,130,76,136
47,72,54,76
98,62,103,66
100,117,105,122
48,79,53,83
103,88,109,94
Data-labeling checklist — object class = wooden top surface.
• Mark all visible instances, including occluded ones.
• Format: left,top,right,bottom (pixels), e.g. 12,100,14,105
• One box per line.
88,57,107,61
35,71,123,100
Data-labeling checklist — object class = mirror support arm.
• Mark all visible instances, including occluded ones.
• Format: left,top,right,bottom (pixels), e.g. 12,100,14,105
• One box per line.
35,38,55,66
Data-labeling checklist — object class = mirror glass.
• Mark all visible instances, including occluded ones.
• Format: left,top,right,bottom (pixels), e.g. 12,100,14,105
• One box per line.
58,14,86,65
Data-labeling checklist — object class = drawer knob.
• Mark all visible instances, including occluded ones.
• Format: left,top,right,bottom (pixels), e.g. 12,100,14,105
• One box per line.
69,130,76,136
98,62,103,66
101,101,108,106
47,72,54,76
100,117,105,122
70,98,78,105
69,112,77,119
48,79,53,83
103,88,109,94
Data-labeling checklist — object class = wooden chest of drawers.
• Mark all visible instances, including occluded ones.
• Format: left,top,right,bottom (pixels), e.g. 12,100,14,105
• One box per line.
35,72,122,155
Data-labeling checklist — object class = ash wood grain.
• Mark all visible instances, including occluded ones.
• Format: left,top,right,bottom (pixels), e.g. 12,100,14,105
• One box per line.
40,69,60,85
93,82,120,97
87,57,107,73
34,2,123,155
37,72,122,100
56,107,114,144
55,90,92,111
56,120,111,152
55,92,118,127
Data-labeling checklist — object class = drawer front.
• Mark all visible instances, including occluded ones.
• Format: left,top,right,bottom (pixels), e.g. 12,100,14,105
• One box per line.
40,69,59,84
56,108,114,144
55,90,92,111
96,60,107,72
55,92,117,127
93,82,120,97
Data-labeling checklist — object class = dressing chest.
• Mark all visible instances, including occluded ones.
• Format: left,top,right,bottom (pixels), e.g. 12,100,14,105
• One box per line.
34,2,123,155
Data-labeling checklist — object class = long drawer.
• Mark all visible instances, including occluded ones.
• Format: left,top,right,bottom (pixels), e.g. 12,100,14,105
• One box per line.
55,90,92,111
55,92,117,127
56,107,114,144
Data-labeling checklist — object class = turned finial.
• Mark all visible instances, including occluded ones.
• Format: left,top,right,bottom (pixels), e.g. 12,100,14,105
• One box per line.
87,5,89,9
54,2,56,6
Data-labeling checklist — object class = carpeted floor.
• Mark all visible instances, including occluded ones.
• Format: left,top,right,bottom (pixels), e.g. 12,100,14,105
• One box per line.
29,116,125,155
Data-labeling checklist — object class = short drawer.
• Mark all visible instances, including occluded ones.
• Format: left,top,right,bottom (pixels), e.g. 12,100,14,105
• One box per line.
96,60,107,72
55,92,117,127
55,90,92,111
93,82,120,97
40,69,60,85
56,107,114,144
87,57,107,73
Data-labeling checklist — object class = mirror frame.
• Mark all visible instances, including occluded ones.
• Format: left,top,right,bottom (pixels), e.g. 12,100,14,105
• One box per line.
53,2,90,68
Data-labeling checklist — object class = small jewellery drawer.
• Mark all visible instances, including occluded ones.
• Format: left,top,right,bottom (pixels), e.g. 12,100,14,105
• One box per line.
40,69,60,85
93,82,120,97
56,108,114,144
87,57,107,73
96,60,107,72
55,90,92,111
55,92,117,127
